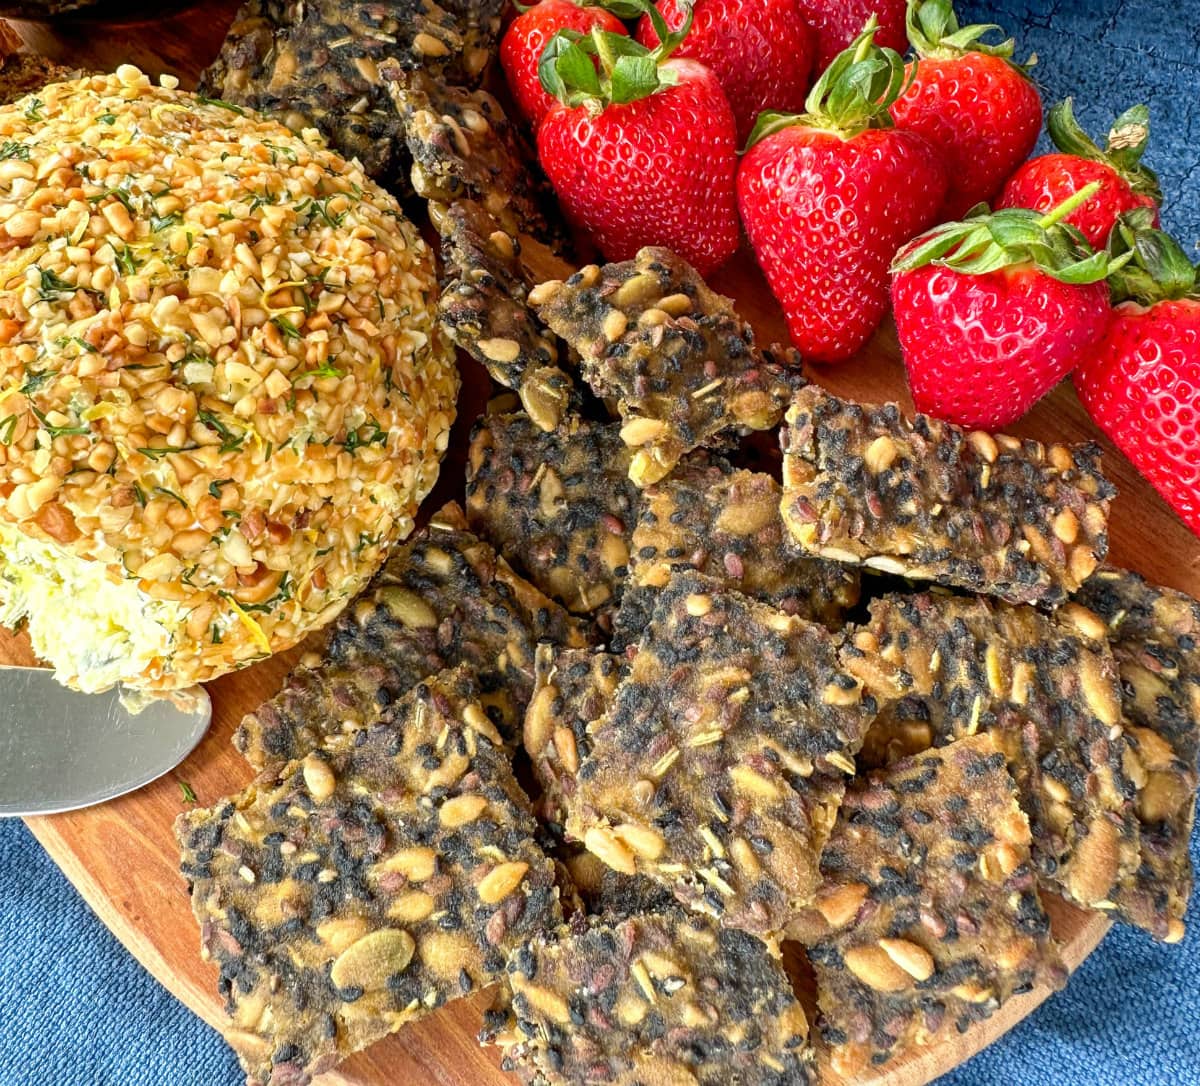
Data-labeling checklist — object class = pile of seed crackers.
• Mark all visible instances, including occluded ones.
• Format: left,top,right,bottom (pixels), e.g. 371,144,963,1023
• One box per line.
177,5,1200,1085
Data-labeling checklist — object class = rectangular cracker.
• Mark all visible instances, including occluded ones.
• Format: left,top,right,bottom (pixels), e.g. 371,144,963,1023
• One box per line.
1076,568,1200,941
438,201,575,432
566,571,877,940
807,734,1062,1079
493,910,815,1086
198,0,470,190
615,460,860,647
780,386,1115,605
524,645,624,836
529,247,802,486
465,411,641,628
840,592,1143,914
235,502,588,769
177,666,561,1086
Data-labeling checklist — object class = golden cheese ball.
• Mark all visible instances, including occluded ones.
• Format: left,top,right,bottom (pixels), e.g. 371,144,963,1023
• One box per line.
0,66,458,691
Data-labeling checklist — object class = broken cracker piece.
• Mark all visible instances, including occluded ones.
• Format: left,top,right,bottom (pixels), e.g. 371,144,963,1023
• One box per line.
177,666,561,1086
807,734,1062,1079
781,386,1115,606
531,247,801,486
567,572,876,941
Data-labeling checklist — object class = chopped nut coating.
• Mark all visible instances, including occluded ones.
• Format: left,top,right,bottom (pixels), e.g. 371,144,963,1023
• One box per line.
496,910,815,1085
807,735,1062,1078
567,572,876,939
841,592,1142,914
235,503,588,768
1077,568,1200,940
177,666,561,1086
781,386,1115,605
466,412,640,625
532,248,801,486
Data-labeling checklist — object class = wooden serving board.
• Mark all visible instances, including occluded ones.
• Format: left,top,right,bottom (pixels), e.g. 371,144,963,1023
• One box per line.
8,5,1200,1084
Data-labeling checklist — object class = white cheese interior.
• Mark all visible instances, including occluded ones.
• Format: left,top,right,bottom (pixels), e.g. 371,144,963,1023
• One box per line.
0,524,185,692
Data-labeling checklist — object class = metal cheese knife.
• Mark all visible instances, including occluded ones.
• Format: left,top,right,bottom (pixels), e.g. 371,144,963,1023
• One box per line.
0,665,211,817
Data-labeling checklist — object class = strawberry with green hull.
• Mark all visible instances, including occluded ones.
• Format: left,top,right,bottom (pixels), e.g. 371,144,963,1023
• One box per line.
998,98,1162,249
737,20,947,364
1075,212,1200,538
890,0,1042,219
536,2,740,274
891,185,1120,431
794,0,907,71
634,0,815,144
501,0,629,131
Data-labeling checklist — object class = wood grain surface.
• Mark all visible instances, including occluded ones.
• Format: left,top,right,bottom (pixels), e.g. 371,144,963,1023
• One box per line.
6,4,1199,1084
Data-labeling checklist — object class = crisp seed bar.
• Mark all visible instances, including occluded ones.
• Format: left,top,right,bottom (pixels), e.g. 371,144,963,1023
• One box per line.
841,592,1143,914
385,67,554,241
806,735,1062,1079
556,845,677,919
524,645,624,835
438,201,574,432
615,460,859,648
234,503,588,769
198,0,471,191
566,572,877,940
177,666,561,1086
529,247,802,486
493,910,815,1086
465,411,641,626
781,386,1116,605
1076,568,1200,941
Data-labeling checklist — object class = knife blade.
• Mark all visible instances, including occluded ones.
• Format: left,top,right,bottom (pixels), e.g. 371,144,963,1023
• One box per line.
0,665,212,817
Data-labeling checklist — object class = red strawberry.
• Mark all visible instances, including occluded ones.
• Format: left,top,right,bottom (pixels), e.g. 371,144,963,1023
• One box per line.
1074,214,1200,536
501,0,628,132
537,7,739,273
793,0,907,71
890,0,1042,219
997,98,1162,249
737,21,947,363
891,186,1117,430
634,0,815,144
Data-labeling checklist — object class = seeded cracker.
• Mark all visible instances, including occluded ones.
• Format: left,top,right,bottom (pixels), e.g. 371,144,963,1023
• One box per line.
529,247,801,486
199,0,471,190
1076,568,1200,941
0,52,80,105
616,460,859,648
466,412,641,626
493,910,815,1086
841,592,1143,914
781,386,1115,605
806,735,1061,1078
566,571,876,940
235,503,588,769
438,202,575,432
524,645,624,835
177,666,561,1086
385,67,555,241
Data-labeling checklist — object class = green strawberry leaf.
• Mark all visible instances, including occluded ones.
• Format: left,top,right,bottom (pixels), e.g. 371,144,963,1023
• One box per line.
892,182,1126,284
539,31,602,107
1106,208,1199,304
905,0,1032,72
611,54,663,103
601,0,651,17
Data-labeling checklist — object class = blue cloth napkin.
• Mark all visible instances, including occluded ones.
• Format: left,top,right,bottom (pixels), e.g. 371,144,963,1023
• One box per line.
3,2,1200,1084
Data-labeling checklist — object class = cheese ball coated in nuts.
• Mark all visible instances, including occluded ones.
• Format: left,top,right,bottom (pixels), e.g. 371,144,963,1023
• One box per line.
0,67,457,691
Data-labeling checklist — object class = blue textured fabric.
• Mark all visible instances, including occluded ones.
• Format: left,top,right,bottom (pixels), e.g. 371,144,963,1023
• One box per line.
3,2,1200,1085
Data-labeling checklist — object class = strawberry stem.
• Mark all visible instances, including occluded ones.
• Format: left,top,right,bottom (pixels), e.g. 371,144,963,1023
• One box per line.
1106,209,1199,305
1035,180,1102,230
905,0,1033,73
1046,98,1162,205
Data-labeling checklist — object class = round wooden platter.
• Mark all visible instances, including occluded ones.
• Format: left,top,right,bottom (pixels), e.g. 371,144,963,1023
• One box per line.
7,5,1200,1084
